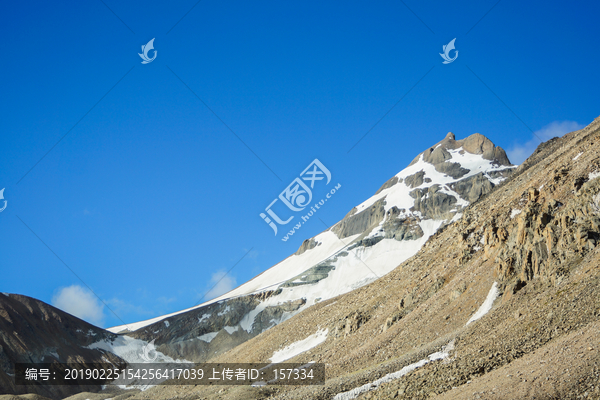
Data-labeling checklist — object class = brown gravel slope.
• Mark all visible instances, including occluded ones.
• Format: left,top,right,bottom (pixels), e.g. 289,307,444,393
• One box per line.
433,318,600,400
134,116,600,400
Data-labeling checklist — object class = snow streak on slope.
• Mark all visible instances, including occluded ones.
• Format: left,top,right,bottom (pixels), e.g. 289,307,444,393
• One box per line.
331,281,502,399
466,282,499,325
333,341,455,400
332,280,500,400
270,329,328,363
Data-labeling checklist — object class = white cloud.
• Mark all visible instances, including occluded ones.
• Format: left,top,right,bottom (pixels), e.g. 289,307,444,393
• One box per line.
205,271,236,300
52,285,105,327
507,120,584,165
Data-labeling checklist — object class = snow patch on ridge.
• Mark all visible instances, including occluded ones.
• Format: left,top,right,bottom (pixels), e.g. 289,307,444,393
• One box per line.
224,326,239,334
198,313,211,323
197,332,219,343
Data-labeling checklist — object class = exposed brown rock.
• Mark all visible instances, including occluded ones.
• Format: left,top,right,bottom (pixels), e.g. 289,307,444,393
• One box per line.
295,237,319,255
375,176,400,194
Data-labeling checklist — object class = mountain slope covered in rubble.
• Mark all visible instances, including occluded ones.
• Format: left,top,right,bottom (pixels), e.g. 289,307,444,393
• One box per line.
141,116,600,400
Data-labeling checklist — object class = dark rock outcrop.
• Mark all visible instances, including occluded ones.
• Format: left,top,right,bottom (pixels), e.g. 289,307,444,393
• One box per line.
409,185,458,221
450,172,495,202
484,177,600,288
331,198,387,239
404,171,426,189
127,289,307,363
281,264,336,288
434,161,470,179
382,207,424,241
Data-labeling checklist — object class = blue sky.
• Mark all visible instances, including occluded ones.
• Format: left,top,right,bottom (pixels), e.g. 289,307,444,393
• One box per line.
1,0,599,328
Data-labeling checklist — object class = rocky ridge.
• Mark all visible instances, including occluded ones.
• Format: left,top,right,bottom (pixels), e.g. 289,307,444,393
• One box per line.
0,294,125,400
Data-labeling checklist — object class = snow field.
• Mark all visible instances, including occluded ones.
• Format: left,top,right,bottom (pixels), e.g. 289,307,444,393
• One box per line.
87,336,192,391
108,230,359,333
87,336,187,364
197,332,219,342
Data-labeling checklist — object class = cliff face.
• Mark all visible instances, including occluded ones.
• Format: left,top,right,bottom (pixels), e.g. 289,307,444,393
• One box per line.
136,117,600,400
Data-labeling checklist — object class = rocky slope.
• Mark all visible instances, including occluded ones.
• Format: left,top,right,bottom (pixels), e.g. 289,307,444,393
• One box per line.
0,294,125,399
121,116,600,400
107,132,514,365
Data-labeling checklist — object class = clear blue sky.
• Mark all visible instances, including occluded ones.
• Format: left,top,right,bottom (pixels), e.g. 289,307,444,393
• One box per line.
1,0,599,328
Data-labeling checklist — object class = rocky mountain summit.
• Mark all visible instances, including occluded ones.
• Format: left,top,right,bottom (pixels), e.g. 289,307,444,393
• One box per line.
105,131,513,366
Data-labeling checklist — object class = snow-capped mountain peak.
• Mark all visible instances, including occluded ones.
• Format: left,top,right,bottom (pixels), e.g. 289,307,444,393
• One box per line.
106,132,514,364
